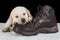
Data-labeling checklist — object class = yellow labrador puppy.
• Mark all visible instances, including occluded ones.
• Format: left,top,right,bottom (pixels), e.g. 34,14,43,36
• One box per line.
2,6,33,32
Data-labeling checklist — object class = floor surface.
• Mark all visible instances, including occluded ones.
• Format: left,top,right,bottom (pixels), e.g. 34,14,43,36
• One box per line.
0,23,60,40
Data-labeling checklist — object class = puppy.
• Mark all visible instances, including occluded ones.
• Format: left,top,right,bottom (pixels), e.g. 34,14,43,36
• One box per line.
2,6,33,32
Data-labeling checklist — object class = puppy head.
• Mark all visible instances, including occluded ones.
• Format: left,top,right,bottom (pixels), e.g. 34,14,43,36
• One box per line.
11,6,33,24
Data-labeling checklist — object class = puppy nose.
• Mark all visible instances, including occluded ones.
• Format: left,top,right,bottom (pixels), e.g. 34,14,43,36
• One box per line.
21,18,25,23
14,22,18,25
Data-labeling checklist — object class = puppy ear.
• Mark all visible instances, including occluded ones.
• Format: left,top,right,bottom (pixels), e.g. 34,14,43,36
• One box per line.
26,9,33,22
9,14,13,23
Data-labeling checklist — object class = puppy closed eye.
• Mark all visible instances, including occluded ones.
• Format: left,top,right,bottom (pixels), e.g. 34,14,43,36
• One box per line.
15,16,18,18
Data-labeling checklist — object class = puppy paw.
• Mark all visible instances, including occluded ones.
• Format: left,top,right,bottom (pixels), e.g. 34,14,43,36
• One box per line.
2,28,10,32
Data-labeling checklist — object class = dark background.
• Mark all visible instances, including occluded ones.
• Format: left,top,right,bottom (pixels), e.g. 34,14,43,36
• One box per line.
0,0,60,23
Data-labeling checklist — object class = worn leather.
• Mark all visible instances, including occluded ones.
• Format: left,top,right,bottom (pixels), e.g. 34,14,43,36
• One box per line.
13,5,58,36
